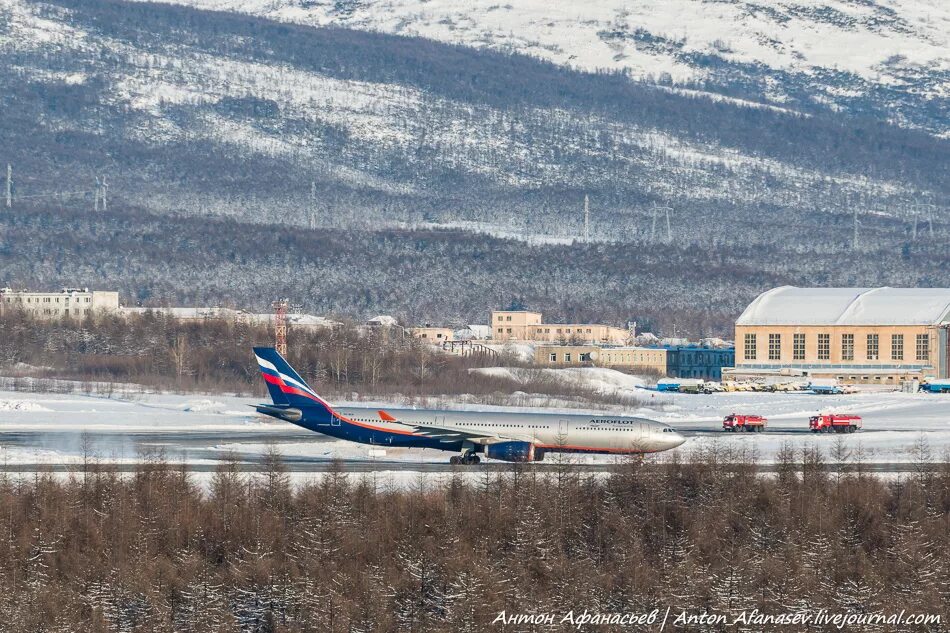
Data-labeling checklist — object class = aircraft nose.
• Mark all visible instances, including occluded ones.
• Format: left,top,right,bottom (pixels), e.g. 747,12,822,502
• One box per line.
668,431,686,449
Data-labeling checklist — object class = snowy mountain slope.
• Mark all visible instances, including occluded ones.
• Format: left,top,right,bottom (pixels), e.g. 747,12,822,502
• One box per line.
133,0,950,136
2,0,945,245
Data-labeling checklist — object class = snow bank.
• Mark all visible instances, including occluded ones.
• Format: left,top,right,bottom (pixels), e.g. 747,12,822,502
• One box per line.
0,400,53,412
181,400,230,413
472,366,646,393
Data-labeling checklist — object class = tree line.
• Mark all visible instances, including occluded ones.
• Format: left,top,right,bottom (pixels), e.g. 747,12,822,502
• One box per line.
0,446,946,631
0,310,649,408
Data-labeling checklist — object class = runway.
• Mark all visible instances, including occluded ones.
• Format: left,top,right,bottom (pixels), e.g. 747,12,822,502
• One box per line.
0,427,936,474
0,389,947,473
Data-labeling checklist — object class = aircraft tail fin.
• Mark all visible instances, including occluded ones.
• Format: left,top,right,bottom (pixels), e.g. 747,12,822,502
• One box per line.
252,347,334,415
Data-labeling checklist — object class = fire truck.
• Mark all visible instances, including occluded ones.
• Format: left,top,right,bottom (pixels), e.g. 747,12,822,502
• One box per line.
722,414,767,432
808,414,862,433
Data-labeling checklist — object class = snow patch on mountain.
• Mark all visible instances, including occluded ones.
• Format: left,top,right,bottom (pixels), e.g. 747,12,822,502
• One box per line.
137,0,950,133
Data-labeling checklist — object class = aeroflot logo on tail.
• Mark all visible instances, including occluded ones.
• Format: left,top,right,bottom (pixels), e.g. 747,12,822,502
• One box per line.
255,354,325,404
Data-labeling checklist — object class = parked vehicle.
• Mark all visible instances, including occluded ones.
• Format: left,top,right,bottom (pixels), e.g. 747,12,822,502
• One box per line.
921,380,950,394
676,379,706,394
722,414,767,432
808,378,843,395
809,414,862,433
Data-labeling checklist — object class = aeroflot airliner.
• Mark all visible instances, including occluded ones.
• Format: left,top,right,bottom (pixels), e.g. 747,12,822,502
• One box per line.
252,347,686,464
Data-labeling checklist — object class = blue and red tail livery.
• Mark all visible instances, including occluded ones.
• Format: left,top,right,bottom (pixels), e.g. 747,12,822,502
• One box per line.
253,347,334,415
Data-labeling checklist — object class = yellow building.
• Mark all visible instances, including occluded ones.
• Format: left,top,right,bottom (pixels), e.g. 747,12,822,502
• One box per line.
410,326,455,342
492,310,630,345
535,345,667,374
730,287,950,384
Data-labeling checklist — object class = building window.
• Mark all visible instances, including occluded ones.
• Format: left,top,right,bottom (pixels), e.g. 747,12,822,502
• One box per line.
744,333,756,360
793,333,805,360
580,353,592,362
506,316,512,321
544,328,550,334
768,333,781,361
549,353,557,362
817,333,830,360
891,334,903,360
537,328,543,333
497,316,503,321
506,328,512,334
497,327,503,333
866,334,879,360
916,334,929,361
841,334,854,361
564,353,572,362
587,328,592,333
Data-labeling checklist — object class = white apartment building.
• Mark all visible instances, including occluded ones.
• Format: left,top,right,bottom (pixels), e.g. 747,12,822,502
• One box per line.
0,288,120,320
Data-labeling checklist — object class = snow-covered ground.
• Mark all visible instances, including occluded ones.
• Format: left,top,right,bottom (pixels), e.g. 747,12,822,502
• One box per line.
137,0,949,87
131,0,950,136
0,387,947,469
471,366,648,391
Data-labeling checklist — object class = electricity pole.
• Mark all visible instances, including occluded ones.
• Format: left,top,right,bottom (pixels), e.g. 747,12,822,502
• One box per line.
583,194,590,242
852,207,859,251
5,164,11,209
309,181,316,230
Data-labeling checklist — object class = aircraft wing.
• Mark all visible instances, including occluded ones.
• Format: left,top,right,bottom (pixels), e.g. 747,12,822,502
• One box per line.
378,410,531,444
408,423,531,445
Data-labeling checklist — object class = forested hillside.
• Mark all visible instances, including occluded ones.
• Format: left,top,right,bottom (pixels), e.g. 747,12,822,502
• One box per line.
0,0,947,328
3,205,949,335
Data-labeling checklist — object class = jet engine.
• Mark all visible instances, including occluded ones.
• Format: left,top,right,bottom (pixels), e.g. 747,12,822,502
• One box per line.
484,441,541,462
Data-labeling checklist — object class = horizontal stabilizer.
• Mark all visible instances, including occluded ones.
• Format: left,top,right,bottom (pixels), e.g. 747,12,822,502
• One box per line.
252,404,303,423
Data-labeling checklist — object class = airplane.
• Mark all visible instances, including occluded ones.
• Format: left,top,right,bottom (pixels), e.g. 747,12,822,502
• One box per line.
252,346,686,464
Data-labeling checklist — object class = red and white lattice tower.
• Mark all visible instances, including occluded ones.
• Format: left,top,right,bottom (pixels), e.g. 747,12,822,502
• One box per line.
272,299,289,356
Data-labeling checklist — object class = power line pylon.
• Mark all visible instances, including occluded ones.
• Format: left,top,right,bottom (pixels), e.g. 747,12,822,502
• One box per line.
272,299,289,356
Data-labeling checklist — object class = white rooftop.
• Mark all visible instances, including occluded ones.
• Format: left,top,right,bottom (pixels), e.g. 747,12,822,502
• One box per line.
737,287,950,326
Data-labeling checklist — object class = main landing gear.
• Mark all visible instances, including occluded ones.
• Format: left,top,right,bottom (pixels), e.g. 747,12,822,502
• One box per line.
449,453,481,465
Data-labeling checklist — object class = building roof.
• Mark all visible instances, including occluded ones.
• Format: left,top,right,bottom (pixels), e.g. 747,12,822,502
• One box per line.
737,287,950,326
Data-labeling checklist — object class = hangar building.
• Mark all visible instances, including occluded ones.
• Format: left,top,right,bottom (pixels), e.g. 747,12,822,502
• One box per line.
729,287,950,384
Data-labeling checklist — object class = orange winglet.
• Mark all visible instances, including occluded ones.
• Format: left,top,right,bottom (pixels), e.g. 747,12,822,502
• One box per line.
378,410,398,422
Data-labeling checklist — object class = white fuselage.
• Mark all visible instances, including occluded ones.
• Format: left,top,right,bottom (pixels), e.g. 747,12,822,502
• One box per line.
334,406,686,454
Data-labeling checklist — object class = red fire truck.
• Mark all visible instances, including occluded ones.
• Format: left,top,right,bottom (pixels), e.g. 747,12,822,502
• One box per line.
809,414,862,433
722,414,767,432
